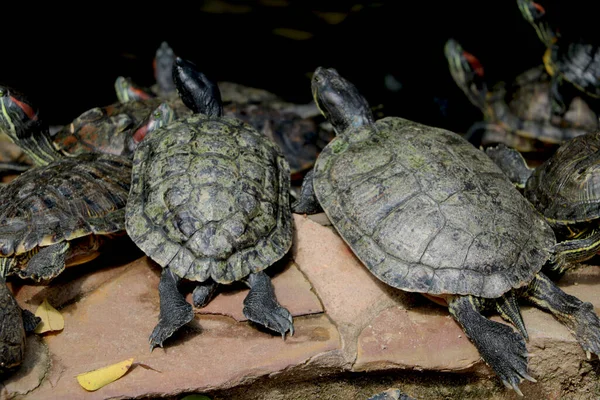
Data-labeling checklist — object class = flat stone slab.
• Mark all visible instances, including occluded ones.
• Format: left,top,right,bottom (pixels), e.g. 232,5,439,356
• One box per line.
3,215,600,399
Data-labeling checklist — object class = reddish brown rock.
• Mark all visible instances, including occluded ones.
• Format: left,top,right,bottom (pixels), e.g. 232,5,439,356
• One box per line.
10,257,341,400
355,306,480,371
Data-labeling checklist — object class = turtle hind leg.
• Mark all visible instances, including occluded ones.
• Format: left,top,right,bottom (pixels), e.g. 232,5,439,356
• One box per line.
523,272,600,359
149,268,193,351
192,280,218,308
19,242,70,282
242,271,294,338
291,169,323,215
448,295,534,396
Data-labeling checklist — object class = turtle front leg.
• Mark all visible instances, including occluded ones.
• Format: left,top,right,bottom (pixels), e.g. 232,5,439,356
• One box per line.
484,144,533,188
19,242,70,282
291,169,323,214
242,271,294,338
522,272,600,359
448,295,533,396
149,267,193,351
551,229,600,272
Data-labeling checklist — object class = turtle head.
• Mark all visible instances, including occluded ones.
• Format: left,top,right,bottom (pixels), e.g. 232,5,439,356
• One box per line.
127,102,175,153
516,0,556,46
444,39,488,110
0,85,57,165
311,67,374,136
154,41,177,96
172,57,223,117
114,76,156,103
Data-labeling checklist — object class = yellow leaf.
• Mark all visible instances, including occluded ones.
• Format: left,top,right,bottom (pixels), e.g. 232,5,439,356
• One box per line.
76,358,134,391
34,299,64,333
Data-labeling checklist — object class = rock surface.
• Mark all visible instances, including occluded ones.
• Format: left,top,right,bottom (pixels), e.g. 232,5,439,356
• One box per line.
1,214,600,400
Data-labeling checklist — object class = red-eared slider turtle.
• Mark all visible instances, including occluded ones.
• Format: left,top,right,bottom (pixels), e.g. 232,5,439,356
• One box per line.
517,0,600,116
125,57,294,350
293,67,600,394
444,38,599,152
0,94,173,373
0,84,174,165
486,135,600,270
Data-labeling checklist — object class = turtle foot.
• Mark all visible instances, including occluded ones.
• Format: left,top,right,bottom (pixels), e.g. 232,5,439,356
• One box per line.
449,295,534,396
568,301,600,358
150,267,194,351
149,305,194,352
243,271,294,338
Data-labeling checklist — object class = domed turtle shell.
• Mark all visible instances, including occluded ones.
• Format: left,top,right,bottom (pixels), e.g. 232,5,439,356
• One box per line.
0,153,130,263
312,116,555,298
126,113,292,284
524,132,600,225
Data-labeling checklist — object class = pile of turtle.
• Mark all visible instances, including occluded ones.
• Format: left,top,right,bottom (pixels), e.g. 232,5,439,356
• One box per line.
2,0,600,397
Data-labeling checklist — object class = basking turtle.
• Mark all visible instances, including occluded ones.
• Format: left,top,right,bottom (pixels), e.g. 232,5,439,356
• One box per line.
444,38,598,152
517,0,600,116
125,57,294,350
0,84,173,164
116,47,332,180
486,135,600,270
0,92,173,373
293,67,600,394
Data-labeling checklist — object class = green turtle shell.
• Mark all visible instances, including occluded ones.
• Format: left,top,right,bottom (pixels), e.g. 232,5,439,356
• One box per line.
0,153,131,258
313,117,555,298
125,114,292,284
525,132,600,225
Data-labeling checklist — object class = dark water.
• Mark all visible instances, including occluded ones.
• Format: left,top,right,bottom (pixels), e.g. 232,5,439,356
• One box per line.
3,0,596,135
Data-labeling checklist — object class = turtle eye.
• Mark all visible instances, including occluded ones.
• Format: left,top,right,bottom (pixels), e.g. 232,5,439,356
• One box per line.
0,87,5,97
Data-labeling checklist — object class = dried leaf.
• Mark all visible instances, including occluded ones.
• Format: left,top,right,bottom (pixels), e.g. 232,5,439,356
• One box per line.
76,358,134,391
34,299,64,333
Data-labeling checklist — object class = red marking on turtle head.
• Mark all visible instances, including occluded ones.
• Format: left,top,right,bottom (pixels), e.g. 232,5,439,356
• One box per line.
10,96,38,121
462,51,484,77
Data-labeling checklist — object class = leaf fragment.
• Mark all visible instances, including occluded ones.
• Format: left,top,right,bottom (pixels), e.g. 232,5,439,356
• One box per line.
34,299,64,333
76,358,134,391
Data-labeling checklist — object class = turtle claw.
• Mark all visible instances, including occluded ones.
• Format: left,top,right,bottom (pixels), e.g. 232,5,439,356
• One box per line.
244,302,294,339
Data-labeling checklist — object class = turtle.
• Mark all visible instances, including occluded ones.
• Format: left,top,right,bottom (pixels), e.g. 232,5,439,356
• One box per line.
0,132,33,176
115,42,333,180
292,67,600,394
0,91,173,373
125,57,294,350
517,0,600,117
0,84,173,167
444,38,599,153
486,134,600,271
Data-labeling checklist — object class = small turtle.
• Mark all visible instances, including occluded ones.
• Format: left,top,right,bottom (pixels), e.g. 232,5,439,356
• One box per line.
293,67,600,394
0,84,173,165
0,93,173,373
486,135,600,271
125,57,294,350
444,38,598,152
517,0,600,116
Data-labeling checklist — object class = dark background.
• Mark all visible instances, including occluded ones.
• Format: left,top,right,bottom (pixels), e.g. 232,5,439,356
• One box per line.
2,0,596,135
